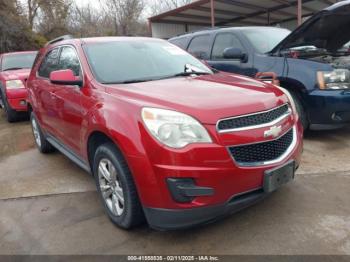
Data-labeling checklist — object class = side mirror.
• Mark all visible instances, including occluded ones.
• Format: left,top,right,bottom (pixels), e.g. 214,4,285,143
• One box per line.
223,47,247,62
50,69,82,87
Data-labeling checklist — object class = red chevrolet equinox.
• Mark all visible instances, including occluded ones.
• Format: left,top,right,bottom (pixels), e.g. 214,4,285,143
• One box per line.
27,36,303,230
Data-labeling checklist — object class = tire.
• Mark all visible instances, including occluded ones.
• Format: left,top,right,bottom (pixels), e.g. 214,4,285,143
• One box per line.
93,142,145,229
287,90,309,130
30,112,55,153
1,91,19,123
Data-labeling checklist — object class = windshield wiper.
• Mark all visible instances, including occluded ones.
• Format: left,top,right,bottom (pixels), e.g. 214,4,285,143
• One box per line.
173,71,211,77
172,63,212,77
3,67,24,71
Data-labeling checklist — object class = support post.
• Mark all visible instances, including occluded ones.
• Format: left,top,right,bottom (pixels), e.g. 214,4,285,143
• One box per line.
211,0,215,27
297,0,302,26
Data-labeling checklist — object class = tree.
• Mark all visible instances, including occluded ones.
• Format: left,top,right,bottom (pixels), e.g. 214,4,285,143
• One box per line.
0,0,45,52
68,3,115,37
101,0,145,36
25,0,43,30
36,0,73,39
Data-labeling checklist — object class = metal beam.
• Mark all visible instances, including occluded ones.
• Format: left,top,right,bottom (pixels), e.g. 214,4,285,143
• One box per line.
149,0,210,21
171,13,226,23
155,20,212,26
216,0,315,26
193,6,280,23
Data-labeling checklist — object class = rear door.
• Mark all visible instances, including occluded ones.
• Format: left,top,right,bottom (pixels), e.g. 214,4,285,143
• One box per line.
207,32,255,76
34,47,61,132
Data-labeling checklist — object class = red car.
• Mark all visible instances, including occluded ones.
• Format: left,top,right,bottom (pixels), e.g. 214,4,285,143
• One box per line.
27,36,303,230
0,51,37,122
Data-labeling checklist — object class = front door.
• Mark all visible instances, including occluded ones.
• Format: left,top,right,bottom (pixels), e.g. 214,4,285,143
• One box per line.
50,46,84,154
207,33,255,77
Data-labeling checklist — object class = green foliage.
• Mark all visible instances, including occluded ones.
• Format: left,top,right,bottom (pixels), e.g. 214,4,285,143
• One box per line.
0,0,46,53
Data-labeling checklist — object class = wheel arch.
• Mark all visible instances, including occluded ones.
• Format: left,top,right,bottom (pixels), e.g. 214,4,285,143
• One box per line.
278,78,308,107
87,130,117,171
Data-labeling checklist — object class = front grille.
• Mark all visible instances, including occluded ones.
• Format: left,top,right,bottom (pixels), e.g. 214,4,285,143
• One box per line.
228,128,294,165
217,104,290,132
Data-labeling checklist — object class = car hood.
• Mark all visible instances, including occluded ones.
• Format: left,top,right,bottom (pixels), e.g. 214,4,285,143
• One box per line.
271,0,350,53
0,68,31,82
105,73,287,125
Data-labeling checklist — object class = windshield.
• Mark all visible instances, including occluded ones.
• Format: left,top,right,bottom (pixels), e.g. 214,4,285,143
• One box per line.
1,52,37,71
83,40,212,84
242,28,291,53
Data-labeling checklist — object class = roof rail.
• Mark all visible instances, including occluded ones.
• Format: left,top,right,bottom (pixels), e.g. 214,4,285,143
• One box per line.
45,35,74,47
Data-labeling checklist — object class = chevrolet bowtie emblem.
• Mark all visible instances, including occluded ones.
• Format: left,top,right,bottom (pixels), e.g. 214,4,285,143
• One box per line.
264,125,282,138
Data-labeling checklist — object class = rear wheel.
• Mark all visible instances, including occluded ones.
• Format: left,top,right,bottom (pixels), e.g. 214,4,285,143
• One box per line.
30,112,55,153
93,142,145,229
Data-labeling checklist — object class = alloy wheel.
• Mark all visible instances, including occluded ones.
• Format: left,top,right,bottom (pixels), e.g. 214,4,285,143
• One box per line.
98,158,125,216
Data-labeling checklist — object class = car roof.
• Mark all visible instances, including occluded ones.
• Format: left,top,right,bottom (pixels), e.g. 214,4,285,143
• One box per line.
169,26,289,40
46,36,166,48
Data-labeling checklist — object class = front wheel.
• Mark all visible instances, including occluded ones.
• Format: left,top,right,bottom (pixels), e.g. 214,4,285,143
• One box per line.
93,143,145,229
1,95,19,123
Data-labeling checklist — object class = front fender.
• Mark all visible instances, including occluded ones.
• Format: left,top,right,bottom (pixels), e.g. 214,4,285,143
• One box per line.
81,100,162,207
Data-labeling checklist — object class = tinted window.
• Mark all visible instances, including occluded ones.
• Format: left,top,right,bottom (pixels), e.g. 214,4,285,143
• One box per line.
1,53,37,71
212,33,244,60
242,28,290,53
187,35,211,60
83,40,212,84
58,46,81,76
38,48,60,78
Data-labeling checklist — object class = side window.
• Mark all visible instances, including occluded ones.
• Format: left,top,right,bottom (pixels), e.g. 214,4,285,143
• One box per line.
57,46,81,77
211,33,244,60
38,48,60,78
187,35,211,60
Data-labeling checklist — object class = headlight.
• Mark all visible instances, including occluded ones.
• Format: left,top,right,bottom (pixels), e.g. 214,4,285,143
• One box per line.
5,80,25,89
317,69,350,90
141,107,212,149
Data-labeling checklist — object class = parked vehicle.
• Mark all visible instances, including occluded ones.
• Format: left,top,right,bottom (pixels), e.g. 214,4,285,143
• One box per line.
27,36,303,230
169,0,350,130
0,51,37,122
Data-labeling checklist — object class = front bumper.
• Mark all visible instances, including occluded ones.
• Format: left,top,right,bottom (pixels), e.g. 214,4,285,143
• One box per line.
144,188,267,230
307,90,350,129
127,120,303,229
6,88,28,111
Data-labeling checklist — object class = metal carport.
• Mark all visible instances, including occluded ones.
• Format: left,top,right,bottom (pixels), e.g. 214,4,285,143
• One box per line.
148,0,339,39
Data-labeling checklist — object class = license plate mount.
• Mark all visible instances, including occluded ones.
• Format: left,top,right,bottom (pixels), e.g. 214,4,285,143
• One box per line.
264,160,295,193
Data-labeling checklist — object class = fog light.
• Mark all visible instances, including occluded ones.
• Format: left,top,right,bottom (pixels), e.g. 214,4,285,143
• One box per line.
20,100,27,106
167,178,214,203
